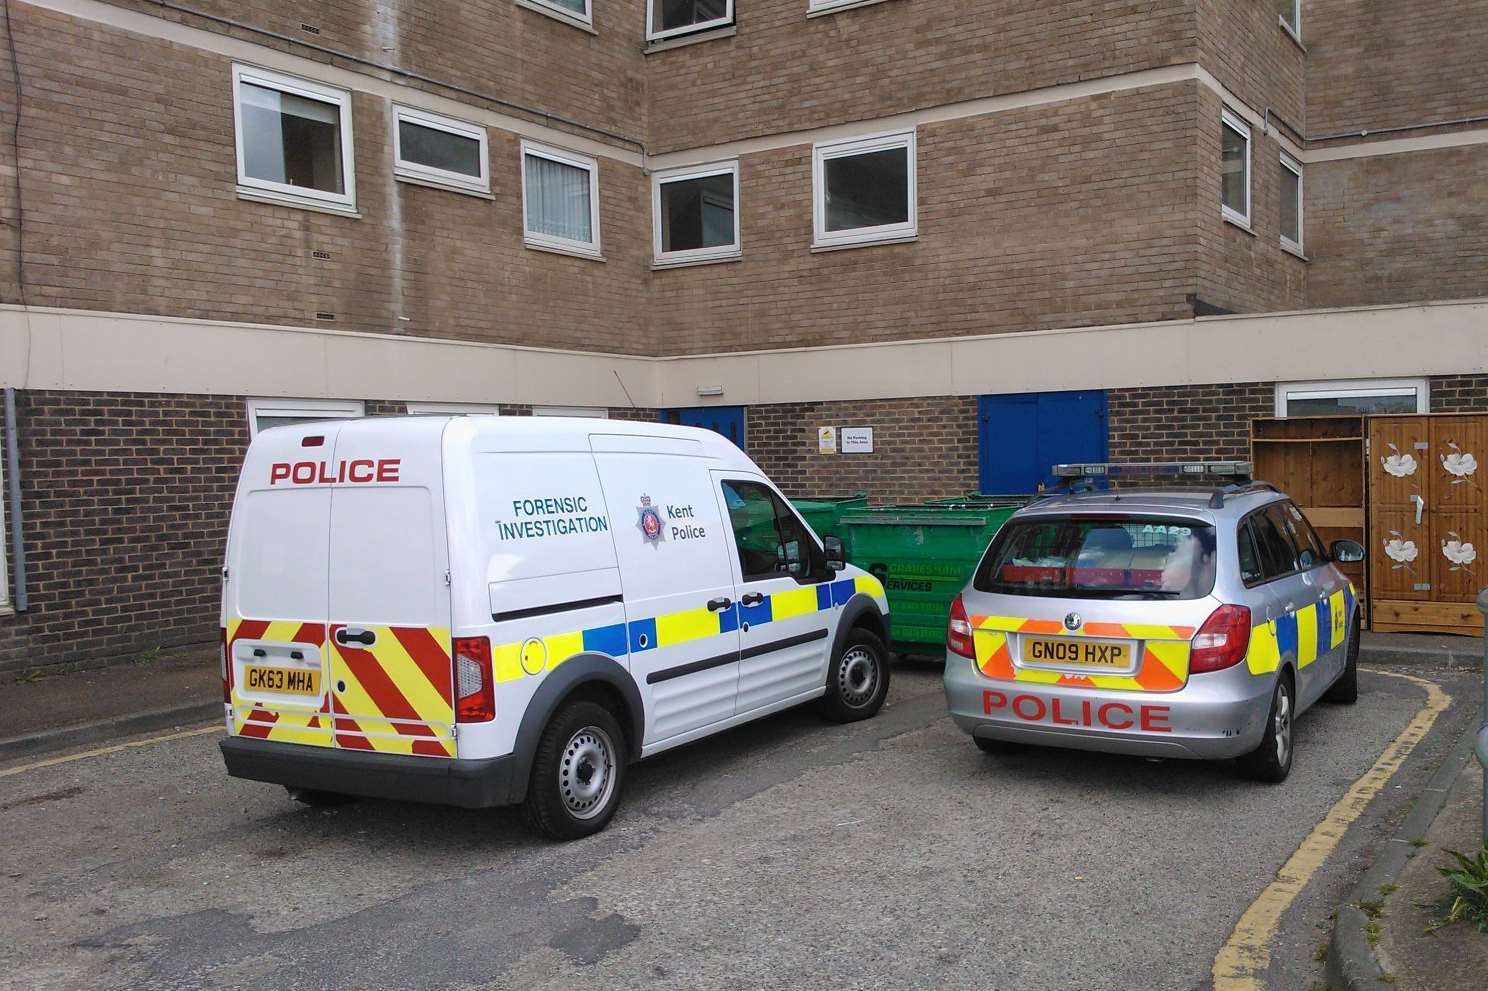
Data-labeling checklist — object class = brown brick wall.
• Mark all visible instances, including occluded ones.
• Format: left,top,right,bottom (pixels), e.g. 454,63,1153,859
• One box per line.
1306,0,1488,137
1195,0,1306,132
1430,374,1488,413
9,5,653,352
1306,146,1488,309
746,398,979,508
1107,381,1274,462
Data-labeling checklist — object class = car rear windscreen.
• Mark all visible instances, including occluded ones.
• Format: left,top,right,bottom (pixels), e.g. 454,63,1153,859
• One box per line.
974,515,1218,600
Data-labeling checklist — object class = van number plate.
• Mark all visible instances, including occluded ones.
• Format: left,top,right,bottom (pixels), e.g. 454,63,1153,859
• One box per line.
244,665,321,696
1022,638,1131,669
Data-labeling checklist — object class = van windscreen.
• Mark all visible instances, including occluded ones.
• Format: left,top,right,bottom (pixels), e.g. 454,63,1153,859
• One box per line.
974,515,1217,600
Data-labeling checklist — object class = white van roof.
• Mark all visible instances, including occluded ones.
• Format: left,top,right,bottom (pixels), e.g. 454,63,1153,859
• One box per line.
404,415,763,471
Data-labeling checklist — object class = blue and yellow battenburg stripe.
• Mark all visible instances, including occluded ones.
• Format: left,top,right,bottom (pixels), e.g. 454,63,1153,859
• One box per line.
1247,582,1355,675
492,575,885,683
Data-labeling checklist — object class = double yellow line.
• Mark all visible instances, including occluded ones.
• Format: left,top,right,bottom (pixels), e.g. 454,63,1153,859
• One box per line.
0,724,222,779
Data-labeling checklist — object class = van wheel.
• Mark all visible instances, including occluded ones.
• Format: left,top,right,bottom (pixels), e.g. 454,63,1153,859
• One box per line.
1237,676,1294,783
818,628,890,723
523,701,626,841
1322,616,1360,705
286,787,353,807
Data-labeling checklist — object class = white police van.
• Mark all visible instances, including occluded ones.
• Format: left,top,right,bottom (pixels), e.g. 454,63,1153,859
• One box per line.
218,415,891,839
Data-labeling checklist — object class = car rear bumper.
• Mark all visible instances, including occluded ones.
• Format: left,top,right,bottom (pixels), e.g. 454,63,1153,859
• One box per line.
943,655,1272,760
220,736,523,808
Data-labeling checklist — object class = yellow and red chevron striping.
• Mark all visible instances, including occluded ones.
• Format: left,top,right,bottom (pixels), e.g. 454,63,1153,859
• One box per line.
970,614,1194,693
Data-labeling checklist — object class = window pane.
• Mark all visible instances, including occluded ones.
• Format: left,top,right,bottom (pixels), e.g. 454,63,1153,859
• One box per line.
547,0,588,13
825,147,909,232
1280,163,1301,244
1251,512,1298,580
1221,121,1247,216
722,481,786,581
525,154,593,243
654,0,729,32
1286,393,1419,417
240,82,344,194
660,173,735,253
1277,0,1299,31
399,120,482,178
1237,523,1264,584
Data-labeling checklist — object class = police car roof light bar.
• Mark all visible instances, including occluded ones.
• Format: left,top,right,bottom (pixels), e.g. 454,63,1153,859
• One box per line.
1051,461,1254,480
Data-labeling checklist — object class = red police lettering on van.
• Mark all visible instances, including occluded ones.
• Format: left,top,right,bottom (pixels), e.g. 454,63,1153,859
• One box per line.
982,689,1171,733
269,459,401,486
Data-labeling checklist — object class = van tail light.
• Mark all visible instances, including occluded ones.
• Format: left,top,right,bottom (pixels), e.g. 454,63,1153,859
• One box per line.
453,636,495,723
221,627,233,704
1190,604,1252,674
947,594,977,660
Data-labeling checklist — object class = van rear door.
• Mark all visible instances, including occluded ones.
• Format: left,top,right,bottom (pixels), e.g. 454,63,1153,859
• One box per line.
325,419,457,757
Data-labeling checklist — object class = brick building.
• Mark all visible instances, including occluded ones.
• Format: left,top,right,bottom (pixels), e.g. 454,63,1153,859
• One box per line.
0,0,1485,673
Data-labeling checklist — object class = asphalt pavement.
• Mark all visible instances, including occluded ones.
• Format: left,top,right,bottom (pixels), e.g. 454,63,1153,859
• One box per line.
0,660,1479,991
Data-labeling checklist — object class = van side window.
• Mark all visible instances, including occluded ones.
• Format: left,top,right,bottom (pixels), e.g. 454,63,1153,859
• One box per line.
721,481,825,583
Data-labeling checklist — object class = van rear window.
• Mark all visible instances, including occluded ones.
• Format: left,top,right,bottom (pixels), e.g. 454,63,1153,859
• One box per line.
974,515,1217,600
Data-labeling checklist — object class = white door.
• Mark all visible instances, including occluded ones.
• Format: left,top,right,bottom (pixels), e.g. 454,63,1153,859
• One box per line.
592,450,740,746
714,475,835,715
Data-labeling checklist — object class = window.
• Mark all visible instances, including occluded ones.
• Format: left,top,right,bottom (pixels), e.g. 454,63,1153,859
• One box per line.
809,0,880,13
532,406,608,418
1279,153,1303,254
1220,109,1251,228
652,161,740,265
232,65,355,213
393,106,489,196
1248,511,1300,583
246,398,365,438
1273,502,1328,571
1278,0,1301,39
405,402,500,415
518,0,592,30
812,130,917,249
1274,378,1430,417
648,0,733,40
721,480,826,583
521,141,602,258
1237,522,1264,585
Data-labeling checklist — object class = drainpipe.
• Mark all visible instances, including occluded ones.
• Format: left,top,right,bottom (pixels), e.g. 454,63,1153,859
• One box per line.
3,387,25,611
1477,586,1487,843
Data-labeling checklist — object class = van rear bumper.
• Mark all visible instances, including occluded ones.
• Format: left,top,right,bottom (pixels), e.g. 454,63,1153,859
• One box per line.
220,737,523,809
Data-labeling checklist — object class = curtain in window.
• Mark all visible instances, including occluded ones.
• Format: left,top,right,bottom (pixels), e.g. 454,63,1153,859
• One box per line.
525,154,593,243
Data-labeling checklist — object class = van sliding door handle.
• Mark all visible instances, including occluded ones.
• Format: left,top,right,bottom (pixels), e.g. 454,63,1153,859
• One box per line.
335,627,376,647
740,593,765,606
706,597,734,613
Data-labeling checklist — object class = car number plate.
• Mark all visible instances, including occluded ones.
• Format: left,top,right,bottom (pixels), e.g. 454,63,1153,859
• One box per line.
243,665,321,696
1022,637,1131,669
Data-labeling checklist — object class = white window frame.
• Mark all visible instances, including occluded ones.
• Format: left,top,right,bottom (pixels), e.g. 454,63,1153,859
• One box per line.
1220,108,1252,229
246,398,366,438
1279,0,1301,42
647,0,734,41
1279,151,1304,256
532,406,608,418
812,129,918,250
515,0,593,32
808,0,888,15
652,160,741,266
392,105,490,197
405,402,501,416
231,64,356,215
1274,378,1430,418
520,140,603,259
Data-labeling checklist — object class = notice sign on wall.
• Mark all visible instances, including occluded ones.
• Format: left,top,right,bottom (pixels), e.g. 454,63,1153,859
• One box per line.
841,427,875,454
818,426,838,455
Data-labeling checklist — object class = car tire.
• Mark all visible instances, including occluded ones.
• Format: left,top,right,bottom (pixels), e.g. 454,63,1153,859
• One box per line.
1237,675,1295,783
286,787,354,807
974,736,1021,756
818,628,890,723
1321,615,1360,705
523,700,626,842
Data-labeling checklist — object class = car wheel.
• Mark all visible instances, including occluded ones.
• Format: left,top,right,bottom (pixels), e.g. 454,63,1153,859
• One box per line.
818,628,890,723
974,735,1021,756
1321,615,1360,705
286,787,354,807
523,700,626,841
1238,676,1295,783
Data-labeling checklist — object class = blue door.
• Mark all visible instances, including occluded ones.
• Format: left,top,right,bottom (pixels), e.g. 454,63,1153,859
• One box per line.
977,391,1107,494
662,406,747,451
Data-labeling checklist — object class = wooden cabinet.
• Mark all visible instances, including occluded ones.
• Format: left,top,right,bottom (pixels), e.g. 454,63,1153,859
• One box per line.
1368,414,1486,636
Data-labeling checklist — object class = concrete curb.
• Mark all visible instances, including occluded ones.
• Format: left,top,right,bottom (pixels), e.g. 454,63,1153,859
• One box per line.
0,701,221,761
1325,723,1479,989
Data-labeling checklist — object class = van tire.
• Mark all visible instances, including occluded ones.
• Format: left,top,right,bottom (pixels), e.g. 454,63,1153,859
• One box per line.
1321,616,1360,705
1236,675,1295,784
523,700,626,841
818,628,890,723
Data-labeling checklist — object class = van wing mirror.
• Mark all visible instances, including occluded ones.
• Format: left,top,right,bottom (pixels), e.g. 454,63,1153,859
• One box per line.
1330,539,1366,563
824,536,846,571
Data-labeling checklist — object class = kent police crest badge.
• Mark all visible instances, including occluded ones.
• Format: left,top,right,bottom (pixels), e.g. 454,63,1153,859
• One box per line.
637,495,665,545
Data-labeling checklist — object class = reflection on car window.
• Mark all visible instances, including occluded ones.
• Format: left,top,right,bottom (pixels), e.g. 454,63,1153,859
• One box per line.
720,481,823,583
1276,502,1327,569
1251,510,1298,580
1237,521,1264,584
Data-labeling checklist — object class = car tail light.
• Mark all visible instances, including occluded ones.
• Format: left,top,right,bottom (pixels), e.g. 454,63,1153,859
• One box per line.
221,627,233,704
947,594,977,660
453,636,495,723
1190,604,1252,674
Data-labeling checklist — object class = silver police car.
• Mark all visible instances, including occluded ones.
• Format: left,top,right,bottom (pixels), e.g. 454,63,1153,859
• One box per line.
943,464,1365,782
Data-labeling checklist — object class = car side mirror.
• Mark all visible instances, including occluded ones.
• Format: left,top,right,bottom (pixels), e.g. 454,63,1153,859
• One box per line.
824,535,846,572
1330,539,1366,563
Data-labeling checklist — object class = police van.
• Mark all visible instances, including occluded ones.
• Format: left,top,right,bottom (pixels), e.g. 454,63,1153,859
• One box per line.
218,415,891,839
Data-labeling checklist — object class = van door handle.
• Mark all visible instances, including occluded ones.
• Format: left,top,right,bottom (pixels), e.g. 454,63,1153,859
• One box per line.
740,593,765,606
706,597,733,613
335,627,376,647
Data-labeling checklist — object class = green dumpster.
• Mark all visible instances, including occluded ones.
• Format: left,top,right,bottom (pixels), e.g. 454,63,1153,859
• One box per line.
789,492,869,546
925,492,1032,507
840,503,1020,656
